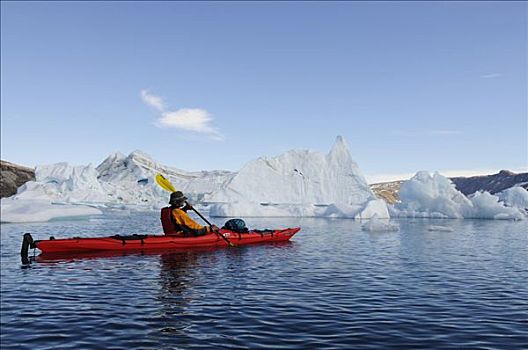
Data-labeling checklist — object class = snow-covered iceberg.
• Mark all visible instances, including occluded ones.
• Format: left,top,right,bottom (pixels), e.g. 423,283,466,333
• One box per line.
393,171,525,220
2,138,525,223
208,136,389,219
96,151,234,203
1,151,235,222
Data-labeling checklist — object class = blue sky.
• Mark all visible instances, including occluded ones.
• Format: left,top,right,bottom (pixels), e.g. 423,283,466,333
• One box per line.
1,1,526,182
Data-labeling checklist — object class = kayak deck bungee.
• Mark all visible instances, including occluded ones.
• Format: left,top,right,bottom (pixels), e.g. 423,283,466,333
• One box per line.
22,228,300,254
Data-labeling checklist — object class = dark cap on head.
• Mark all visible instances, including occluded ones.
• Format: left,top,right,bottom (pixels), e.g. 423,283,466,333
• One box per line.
169,191,187,205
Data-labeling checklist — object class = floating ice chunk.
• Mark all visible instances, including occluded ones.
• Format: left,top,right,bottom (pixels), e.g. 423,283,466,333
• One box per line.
396,171,469,218
427,225,454,232
467,191,524,220
394,171,526,220
497,187,528,209
361,215,399,232
0,198,102,223
355,199,390,219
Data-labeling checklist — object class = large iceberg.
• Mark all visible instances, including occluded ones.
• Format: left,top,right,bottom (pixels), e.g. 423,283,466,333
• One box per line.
2,138,525,223
207,136,389,219
393,171,525,220
95,151,234,203
1,151,234,222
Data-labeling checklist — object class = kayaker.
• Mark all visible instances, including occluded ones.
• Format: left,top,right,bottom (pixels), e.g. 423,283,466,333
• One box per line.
162,191,218,236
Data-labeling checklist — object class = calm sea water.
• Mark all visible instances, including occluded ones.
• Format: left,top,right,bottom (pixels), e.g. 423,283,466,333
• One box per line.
1,212,527,349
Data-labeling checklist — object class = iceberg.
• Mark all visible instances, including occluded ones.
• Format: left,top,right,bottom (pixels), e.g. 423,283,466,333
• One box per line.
2,138,524,222
0,198,102,223
7,151,235,206
208,136,389,218
497,186,528,210
96,150,235,204
32,162,108,202
394,171,525,220
1,151,235,222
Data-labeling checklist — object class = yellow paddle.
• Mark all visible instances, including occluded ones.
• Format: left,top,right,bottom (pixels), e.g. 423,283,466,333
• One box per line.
155,173,235,247
155,173,176,192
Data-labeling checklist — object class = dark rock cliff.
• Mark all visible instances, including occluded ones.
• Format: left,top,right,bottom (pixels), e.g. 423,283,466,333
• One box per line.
450,170,528,195
0,160,35,198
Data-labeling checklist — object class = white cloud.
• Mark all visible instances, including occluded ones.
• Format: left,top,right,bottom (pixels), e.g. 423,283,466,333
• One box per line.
140,90,166,111
480,73,502,79
141,89,223,140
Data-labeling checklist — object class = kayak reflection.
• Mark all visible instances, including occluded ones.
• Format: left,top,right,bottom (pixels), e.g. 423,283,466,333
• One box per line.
158,251,200,298
33,246,221,264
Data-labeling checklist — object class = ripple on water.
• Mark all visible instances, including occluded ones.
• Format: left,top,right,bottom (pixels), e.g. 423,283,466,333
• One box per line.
1,215,527,349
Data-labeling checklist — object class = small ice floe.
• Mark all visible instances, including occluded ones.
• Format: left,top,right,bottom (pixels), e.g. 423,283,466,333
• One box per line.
361,214,399,232
427,225,454,232
0,198,102,223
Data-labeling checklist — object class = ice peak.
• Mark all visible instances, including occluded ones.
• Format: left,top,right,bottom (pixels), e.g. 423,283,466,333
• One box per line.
334,135,346,147
128,150,153,161
109,151,126,160
331,135,348,151
328,135,352,161
208,135,376,205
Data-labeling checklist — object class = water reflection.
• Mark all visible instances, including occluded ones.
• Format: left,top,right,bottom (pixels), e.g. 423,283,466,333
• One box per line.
158,252,199,299
154,252,199,336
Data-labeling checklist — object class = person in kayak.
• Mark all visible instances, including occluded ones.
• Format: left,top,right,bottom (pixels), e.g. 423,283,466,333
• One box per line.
161,191,218,236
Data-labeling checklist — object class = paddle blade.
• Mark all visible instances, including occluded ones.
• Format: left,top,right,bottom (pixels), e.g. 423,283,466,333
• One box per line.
155,173,176,192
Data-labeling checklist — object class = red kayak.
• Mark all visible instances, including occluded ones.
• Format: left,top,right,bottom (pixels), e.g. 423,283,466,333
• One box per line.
22,228,300,254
